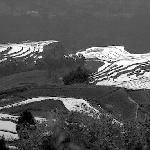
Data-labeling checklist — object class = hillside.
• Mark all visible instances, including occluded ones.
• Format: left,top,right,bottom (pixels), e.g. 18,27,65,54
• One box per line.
1,41,150,149
0,69,149,141
77,46,150,89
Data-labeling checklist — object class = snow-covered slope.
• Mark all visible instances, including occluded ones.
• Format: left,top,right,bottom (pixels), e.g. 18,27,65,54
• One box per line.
0,96,122,140
77,46,150,90
0,40,58,63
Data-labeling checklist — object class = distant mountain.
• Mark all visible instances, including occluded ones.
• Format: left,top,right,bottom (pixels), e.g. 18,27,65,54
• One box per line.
0,40,58,63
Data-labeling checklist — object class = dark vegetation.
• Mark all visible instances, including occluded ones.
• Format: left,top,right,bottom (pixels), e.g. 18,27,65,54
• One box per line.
17,110,36,126
0,52,86,78
63,66,90,85
0,137,9,150
0,58,45,77
45,55,85,76
0,52,89,88
0,59,34,77
14,110,150,150
16,110,37,139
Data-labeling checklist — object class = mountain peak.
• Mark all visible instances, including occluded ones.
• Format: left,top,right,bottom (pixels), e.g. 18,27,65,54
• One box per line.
76,46,129,61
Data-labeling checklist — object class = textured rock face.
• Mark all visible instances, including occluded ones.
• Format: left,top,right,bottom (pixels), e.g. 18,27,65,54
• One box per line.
43,41,66,63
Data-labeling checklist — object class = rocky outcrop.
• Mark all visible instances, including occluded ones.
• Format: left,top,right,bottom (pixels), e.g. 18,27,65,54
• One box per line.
43,41,66,61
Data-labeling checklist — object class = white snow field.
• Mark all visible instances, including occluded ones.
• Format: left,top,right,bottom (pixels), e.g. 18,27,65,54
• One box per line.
0,113,46,141
77,46,150,89
0,40,58,63
0,120,18,141
0,96,122,140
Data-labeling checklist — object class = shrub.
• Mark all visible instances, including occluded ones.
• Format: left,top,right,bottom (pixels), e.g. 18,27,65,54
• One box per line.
0,137,9,150
16,110,36,139
63,66,90,85
17,110,36,126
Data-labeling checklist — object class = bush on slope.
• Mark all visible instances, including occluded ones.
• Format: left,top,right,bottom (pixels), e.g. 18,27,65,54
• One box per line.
0,137,9,150
63,66,90,85
16,110,37,139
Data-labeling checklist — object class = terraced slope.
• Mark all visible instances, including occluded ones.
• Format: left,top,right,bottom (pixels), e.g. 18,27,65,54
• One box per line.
0,40,58,63
77,46,150,89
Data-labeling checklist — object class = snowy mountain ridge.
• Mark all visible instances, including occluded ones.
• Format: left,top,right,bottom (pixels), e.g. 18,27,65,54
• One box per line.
77,46,150,89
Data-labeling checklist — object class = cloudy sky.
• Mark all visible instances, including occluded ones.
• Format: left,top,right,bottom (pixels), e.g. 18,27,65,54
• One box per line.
0,0,150,53
0,0,149,17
